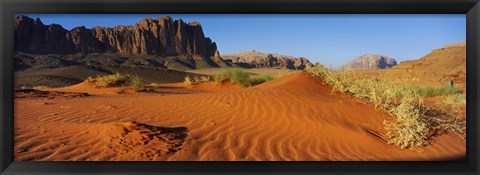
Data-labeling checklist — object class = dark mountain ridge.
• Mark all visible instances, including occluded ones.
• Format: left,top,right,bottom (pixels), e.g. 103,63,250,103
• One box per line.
14,15,229,70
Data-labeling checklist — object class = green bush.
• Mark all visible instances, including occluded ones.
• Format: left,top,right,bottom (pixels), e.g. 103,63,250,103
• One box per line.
252,73,275,85
417,85,460,97
214,68,252,87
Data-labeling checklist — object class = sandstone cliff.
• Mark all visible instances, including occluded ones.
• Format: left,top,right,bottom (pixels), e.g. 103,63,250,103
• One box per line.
15,15,218,57
221,50,312,70
14,15,223,69
342,54,397,70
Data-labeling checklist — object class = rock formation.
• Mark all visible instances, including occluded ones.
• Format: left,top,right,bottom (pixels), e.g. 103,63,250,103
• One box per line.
392,42,466,87
221,50,312,70
342,54,397,70
14,15,220,69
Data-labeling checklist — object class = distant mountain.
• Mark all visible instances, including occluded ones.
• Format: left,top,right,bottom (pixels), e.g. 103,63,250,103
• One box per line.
342,54,397,70
221,50,312,70
14,15,227,70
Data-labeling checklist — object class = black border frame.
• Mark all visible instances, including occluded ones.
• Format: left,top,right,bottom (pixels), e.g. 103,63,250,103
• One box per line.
1,0,479,174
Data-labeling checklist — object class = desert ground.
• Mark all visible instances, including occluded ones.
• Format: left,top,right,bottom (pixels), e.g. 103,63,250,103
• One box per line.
14,69,465,161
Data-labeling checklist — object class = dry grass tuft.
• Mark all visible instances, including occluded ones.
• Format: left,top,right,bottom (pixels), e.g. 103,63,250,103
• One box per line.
445,93,466,105
85,72,144,91
86,72,129,88
33,86,49,89
383,88,429,149
184,76,193,86
184,75,211,86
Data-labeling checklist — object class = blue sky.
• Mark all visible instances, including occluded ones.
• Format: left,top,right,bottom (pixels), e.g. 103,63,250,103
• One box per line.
18,14,465,68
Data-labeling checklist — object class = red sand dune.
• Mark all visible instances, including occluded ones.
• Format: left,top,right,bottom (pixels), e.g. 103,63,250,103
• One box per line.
14,72,465,161
42,82,135,96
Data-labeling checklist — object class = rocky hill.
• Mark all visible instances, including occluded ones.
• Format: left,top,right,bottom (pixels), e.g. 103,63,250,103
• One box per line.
221,50,312,70
342,54,397,70
355,42,466,89
14,15,227,70
391,42,466,87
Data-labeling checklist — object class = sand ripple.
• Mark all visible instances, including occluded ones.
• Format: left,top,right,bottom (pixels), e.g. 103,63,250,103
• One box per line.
14,72,466,161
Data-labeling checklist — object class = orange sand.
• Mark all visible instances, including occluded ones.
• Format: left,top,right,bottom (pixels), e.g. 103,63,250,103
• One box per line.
14,72,465,161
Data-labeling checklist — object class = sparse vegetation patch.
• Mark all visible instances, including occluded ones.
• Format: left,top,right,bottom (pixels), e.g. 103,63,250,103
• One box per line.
417,85,460,97
85,72,144,91
213,68,278,87
184,75,211,86
184,76,193,86
214,68,252,87
33,86,49,89
252,73,276,85
444,93,466,105
128,75,144,91
305,63,466,149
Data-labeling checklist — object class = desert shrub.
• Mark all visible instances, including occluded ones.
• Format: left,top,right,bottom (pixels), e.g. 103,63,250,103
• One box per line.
86,72,129,88
184,75,211,86
259,73,275,82
214,68,252,87
193,76,201,82
305,63,433,149
128,75,144,91
33,86,49,89
252,73,275,85
417,85,460,97
428,101,466,140
200,76,211,82
85,76,95,83
429,93,466,139
383,88,430,149
305,63,467,149
184,76,193,86
445,93,466,105
193,76,211,83
305,63,351,92
85,72,144,91
348,78,398,110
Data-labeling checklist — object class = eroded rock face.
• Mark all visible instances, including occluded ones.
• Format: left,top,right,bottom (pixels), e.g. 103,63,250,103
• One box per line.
222,50,312,70
342,54,397,70
14,16,218,59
